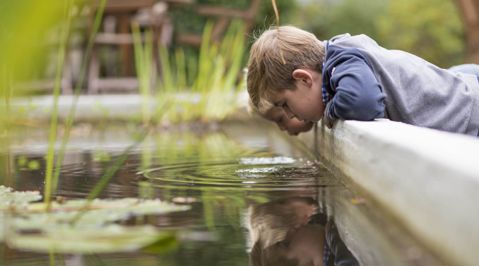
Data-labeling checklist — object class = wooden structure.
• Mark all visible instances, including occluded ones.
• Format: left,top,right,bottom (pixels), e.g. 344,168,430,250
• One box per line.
177,0,260,46
87,0,174,94
87,0,258,94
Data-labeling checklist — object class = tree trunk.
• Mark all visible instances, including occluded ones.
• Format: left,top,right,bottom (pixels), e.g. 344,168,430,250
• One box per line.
454,0,479,63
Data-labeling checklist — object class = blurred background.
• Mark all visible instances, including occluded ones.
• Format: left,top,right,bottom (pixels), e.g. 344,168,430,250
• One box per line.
0,0,476,98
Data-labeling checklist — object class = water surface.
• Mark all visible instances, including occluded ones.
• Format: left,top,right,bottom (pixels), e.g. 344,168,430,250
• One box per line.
1,122,446,266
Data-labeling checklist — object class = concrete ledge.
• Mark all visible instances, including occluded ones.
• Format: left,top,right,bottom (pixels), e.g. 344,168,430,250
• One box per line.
299,119,479,266
11,95,171,121
11,93,249,122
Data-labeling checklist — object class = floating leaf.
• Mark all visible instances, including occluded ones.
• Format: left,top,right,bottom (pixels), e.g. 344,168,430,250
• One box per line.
0,186,42,210
8,225,176,253
12,198,190,231
0,186,42,241
0,187,190,253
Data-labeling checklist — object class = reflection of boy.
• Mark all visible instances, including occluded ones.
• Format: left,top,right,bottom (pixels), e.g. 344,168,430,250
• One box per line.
247,26,479,136
323,221,359,266
246,197,359,266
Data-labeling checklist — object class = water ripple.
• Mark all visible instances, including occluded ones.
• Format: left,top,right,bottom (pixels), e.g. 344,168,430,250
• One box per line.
141,157,340,191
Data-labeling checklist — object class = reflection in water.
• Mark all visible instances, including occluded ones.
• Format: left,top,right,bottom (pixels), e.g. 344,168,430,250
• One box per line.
246,197,359,266
3,125,448,266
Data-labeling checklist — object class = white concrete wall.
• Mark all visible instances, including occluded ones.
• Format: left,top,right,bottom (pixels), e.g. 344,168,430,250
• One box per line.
299,119,479,266
12,95,164,121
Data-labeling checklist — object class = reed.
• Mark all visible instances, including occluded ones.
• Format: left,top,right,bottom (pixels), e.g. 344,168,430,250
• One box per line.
72,129,149,223
45,0,107,208
44,0,74,208
155,20,246,123
132,23,153,125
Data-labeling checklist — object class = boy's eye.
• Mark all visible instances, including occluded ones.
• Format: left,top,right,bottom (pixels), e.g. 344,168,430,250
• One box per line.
274,100,286,108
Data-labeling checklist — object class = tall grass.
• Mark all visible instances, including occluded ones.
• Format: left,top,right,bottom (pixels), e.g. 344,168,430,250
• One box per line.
44,0,74,208
132,24,154,126
44,0,107,208
155,20,247,123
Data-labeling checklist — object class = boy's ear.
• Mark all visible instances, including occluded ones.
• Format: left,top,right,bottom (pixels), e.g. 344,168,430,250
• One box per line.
292,69,313,86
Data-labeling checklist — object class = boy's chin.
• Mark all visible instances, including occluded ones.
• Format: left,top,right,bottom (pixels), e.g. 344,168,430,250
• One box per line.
289,122,314,135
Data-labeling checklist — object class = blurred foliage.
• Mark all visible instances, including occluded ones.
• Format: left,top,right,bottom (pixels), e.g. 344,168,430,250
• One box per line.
165,0,298,94
0,0,65,188
293,0,465,67
135,21,247,123
0,1,64,97
294,0,386,38
170,0,298,42
376,0,464,67
0,1,64,158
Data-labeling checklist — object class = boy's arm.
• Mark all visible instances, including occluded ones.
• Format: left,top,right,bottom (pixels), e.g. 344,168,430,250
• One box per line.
325,56,385,124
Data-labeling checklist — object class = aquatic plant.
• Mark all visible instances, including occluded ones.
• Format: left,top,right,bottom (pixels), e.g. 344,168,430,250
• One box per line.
0,186,188,253
44,0,75,209
132,23,154,125
152,20,247,123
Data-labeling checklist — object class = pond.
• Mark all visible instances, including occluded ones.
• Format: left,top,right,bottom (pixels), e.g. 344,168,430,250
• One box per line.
1,121,447,266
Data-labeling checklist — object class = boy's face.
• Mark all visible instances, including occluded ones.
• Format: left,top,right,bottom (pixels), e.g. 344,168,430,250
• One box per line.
263,107,314,135
268,69,325,123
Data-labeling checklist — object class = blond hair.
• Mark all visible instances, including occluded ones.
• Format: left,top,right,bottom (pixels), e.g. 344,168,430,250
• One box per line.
245,197,317,250
247,26,325,113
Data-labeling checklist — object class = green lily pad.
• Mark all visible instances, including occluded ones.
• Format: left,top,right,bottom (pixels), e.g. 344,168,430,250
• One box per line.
13,198,190,230
8,225,176,253
0,186,42,210
0,186,42,242
0,186,190,253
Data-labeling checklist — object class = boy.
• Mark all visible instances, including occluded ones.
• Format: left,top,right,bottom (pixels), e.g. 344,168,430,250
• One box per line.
251,101,314,135
247,26,479,136
246,197,359,266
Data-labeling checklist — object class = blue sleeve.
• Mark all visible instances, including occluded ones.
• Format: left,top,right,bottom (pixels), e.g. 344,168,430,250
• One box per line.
325,56,385,121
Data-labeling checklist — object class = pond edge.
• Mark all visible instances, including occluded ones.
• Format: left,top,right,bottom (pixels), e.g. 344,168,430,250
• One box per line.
297,119,479,266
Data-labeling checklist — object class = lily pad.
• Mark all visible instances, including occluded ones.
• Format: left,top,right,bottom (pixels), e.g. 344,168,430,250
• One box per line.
8,225,176,253
13,198,190,230
0,186,42,241
0,186,190,253
0,185,42,210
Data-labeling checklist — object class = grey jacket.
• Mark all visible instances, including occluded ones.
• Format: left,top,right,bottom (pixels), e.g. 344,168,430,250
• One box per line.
323,34,479,136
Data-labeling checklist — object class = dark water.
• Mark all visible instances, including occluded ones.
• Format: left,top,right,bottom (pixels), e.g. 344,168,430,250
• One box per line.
1,122,447,266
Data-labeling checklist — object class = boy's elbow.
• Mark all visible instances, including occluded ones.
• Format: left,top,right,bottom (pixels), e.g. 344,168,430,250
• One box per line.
334,97,385,121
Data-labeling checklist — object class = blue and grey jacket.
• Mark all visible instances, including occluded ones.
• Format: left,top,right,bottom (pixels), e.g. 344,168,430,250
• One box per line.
322,34,479,136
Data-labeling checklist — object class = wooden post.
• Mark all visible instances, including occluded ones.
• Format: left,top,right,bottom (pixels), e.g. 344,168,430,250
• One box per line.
455,0,479,63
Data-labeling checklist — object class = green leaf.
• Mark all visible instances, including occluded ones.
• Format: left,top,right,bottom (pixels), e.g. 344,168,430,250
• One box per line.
8,225,175,253
0,187,190,253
